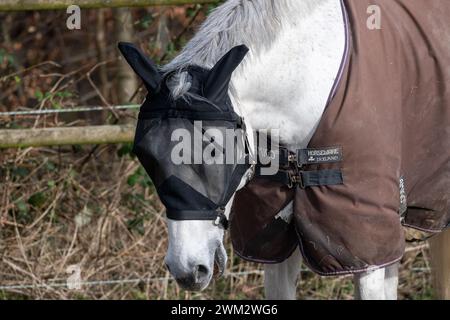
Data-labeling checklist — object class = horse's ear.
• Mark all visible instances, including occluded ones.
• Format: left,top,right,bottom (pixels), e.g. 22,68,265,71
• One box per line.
118,42,162,94
204,45,249,102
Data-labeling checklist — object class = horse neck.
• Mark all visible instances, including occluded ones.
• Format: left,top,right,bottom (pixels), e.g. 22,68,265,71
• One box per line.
232,0,346,150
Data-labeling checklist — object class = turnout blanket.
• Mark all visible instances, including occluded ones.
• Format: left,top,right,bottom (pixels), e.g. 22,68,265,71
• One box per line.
230,0,450,275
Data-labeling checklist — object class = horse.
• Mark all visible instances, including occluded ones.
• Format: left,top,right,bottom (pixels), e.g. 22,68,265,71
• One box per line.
119,0,450,299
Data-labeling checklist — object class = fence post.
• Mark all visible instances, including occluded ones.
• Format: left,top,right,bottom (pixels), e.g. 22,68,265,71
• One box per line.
429,229,450,299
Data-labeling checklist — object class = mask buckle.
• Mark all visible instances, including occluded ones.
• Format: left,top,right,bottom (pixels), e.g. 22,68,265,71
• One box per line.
214,207,229,230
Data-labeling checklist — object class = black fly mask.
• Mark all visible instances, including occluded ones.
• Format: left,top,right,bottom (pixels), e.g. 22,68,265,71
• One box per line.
118,42,251,228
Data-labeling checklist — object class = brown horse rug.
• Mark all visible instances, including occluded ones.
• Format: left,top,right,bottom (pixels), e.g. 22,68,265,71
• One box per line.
230,0,450,275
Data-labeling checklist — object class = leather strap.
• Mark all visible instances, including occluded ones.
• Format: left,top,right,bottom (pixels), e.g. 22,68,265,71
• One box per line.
166,208,229,230
256,143,344,189
300,170,343,188
277,146,343,168
256,167,343,189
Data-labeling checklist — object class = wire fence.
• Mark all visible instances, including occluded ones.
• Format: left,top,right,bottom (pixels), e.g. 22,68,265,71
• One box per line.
0,104,140,117
0,0,221,11
0,270,265,291
0,267,432,292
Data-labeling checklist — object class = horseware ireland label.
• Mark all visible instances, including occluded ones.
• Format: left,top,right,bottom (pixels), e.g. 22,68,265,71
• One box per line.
297,146,343,165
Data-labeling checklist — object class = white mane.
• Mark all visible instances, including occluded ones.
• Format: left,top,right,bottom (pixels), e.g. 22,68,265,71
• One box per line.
162,0,306,98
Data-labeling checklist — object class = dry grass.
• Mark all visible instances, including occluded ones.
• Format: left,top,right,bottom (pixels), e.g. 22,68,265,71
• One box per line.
0,144,435,300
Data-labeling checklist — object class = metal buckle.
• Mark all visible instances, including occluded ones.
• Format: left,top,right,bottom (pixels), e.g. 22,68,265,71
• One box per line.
288,153,304,169
288,154,296,163
287,171,294,188
288,171,304,189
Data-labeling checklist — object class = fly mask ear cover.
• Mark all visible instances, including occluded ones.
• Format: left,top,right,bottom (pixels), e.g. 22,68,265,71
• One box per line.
118,43,251,227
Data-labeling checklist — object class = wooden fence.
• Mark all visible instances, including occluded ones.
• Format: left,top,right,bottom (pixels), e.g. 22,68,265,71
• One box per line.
0,0,219,11
0,0,219,149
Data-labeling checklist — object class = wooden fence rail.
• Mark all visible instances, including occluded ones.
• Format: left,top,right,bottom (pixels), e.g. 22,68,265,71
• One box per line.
0,0,220,11
0,125,134,148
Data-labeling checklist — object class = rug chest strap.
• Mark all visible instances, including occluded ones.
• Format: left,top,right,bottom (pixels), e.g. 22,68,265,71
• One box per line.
256,167,343,189
279,146,343,167
257,145,344,188
296,170,343,188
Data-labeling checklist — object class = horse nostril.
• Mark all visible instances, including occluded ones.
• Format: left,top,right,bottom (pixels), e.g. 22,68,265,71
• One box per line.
195,264,209,281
